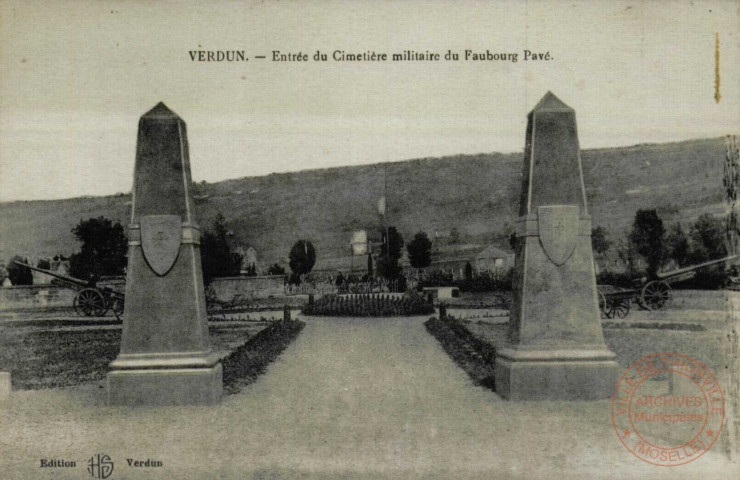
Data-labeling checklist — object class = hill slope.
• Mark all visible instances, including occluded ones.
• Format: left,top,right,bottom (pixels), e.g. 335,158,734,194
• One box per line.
0,137,729,269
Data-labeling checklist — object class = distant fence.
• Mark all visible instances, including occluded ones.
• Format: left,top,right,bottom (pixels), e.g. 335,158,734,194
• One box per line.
283,276,412,296
208,275,285,301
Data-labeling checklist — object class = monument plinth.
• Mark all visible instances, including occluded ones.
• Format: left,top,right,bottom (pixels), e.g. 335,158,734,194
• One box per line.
108,103,222,406
494,92,620,400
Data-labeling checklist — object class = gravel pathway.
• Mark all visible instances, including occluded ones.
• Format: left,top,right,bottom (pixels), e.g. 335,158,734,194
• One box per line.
0,315,735,479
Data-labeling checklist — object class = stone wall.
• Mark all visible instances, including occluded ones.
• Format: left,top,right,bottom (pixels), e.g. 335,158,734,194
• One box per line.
0,285,77,310
0,275,286,311
209,275,285,301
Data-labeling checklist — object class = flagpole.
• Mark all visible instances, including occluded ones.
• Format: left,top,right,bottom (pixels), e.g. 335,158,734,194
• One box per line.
384,163,390,260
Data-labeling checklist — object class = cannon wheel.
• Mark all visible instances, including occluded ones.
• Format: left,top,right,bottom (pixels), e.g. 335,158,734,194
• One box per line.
613,298,631,319
74,288,108,317
640,281,672,311
598,290,609,318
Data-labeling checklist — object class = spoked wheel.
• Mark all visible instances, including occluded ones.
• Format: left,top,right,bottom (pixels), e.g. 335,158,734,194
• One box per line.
598,290,609,318
74,288,108,317
111,296,125,319
640,281,672,311
605,300,617,319
614,298,631,319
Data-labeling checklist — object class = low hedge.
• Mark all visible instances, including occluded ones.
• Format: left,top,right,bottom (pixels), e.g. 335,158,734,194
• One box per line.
302,293,434,317
424,315,497,390
221,319,305,394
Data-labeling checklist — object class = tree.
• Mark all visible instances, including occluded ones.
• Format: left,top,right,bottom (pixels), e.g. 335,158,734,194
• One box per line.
615,238,636,276
377,227,404,280
629,209,665,277
266,263,286,276
509,231,518,250
200,213,243,285
37,258,51,270
381,226,404,259
69,217,128,279
591,226,611,255
666,223,690,267
366,253,373,278
464,261,473,281
407,231,432,271
724,135,739,254
687,214,727,264
288,240,316,284
683,214,730,289
7,255,33,285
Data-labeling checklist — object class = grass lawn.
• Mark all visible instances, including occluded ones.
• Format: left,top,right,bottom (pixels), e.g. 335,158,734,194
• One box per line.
462,319,731,381
0,322,271,390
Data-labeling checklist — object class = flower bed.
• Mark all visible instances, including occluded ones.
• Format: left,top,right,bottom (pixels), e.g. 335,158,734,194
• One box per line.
302,293,434,317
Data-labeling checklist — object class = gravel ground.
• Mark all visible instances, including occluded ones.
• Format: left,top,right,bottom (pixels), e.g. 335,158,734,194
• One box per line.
0,314,736,479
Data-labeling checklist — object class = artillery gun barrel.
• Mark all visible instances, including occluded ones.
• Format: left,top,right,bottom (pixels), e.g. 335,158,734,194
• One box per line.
656,254,740,280
12,261,89,287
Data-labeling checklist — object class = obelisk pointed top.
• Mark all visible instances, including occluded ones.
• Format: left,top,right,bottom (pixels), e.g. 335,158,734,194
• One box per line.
131,102,193,222
142,102,180,119
531,91,573,112
519,89,586,216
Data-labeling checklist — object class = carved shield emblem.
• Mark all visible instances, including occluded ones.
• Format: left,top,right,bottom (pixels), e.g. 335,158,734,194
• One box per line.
538,206,578,266
141,215,181,275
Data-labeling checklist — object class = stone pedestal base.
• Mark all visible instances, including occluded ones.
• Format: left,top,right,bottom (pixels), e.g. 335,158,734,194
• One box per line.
108,364,222,406
495,348,620,401
0,372,10,399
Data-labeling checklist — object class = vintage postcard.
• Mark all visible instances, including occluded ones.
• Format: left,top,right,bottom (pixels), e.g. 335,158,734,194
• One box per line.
1,1,738,478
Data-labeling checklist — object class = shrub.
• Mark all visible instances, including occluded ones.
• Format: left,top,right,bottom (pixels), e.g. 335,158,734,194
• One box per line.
419,270,455,288
377,227,404,280
596,271,638,288
302,293,434,317
289,240,316,283
266,263,286,276
591,226,611,255
7,255,33,285
457,269,514,292
677,270,729,290
69,217,128,279
200,213,243,285
407,232,432,270
629,209,666,277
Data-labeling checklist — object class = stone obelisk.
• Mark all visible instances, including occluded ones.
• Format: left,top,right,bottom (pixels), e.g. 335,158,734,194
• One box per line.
108,102,222,406
494,92,619,400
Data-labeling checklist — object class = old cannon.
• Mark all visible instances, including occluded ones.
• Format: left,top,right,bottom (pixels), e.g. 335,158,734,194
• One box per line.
598,254,738,317
14,261,125,318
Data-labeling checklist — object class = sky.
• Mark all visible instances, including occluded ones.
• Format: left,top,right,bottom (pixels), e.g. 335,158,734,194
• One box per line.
0,0,738,202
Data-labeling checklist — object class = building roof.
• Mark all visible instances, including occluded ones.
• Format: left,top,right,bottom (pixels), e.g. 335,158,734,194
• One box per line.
434,243,486,254
475,245,514,261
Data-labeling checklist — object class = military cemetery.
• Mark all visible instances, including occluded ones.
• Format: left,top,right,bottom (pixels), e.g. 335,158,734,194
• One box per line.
1,99,738,477
4,0,740,476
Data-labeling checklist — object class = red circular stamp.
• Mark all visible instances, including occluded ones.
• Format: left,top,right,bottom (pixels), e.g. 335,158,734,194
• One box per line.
611,353,725,466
